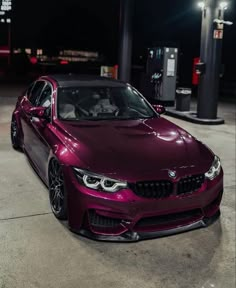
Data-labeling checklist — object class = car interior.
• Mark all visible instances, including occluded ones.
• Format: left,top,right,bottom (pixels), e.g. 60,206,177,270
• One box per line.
58,87,155,120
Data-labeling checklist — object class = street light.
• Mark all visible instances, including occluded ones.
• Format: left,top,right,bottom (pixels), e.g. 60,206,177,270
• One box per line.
198,1,206,9
198,0,229,10
219,1,228,9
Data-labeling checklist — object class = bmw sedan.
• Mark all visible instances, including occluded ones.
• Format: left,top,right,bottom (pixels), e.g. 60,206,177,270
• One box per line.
11,74,223,241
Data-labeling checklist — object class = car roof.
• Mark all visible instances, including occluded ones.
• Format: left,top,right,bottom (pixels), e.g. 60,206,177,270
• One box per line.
42,74,128,88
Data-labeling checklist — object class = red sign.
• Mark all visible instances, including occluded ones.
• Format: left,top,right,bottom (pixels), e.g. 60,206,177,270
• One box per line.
113,65,118,79
192,57,200,86
213,30,223,39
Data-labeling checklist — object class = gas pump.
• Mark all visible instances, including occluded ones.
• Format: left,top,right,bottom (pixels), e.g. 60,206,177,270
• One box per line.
151,70,163,100
146,47,178,106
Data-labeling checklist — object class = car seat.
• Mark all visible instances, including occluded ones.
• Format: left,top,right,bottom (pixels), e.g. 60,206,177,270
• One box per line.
59,104,76,119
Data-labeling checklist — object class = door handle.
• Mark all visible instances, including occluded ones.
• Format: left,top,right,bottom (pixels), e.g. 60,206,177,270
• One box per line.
30,116,38,123
30,116,42,125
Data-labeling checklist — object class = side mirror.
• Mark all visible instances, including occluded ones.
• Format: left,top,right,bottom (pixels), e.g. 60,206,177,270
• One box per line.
153,105,166,115
29,106,47,118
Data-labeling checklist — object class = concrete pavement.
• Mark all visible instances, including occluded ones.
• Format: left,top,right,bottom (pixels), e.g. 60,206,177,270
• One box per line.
0,85,235,288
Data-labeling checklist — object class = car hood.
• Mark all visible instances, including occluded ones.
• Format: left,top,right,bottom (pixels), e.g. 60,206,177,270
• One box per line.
58,118,214,182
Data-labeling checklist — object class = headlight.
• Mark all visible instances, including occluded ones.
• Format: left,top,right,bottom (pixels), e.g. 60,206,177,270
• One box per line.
73,168,127,193
205,156,221,180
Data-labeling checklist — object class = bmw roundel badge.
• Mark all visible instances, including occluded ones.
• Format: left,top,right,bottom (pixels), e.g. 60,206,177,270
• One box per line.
168,170,177,179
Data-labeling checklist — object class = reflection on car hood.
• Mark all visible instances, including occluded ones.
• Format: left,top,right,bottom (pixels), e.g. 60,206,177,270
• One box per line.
58,117,214,182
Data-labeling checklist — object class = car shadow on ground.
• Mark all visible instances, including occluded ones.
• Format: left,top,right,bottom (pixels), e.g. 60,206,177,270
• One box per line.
66,219,224,287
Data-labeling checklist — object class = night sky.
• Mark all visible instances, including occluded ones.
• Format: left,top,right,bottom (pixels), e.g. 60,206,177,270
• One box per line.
1,0,236,81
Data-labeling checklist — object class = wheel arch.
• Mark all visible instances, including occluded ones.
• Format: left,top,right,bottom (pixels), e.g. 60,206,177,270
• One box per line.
11,110,24,147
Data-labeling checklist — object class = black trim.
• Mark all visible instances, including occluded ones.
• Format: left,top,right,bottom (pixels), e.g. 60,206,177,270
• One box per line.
130,180,173,199
135,209,202,228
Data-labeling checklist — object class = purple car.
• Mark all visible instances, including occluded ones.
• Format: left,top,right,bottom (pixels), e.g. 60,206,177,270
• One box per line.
11,75,223,241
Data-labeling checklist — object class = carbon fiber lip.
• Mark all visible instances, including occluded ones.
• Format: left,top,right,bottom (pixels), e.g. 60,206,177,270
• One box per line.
74,210,221,242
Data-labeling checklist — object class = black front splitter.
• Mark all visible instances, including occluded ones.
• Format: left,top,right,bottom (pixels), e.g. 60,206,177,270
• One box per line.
72,210,221,243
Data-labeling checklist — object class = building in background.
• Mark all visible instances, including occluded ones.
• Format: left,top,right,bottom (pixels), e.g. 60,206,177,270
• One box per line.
12,48,100,64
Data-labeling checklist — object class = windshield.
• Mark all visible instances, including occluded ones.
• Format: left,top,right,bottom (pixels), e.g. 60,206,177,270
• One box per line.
57,86,156,121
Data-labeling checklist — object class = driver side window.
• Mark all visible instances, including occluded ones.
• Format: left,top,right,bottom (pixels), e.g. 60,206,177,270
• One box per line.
37,83,53,120
37,83,52,108
29,81,45,106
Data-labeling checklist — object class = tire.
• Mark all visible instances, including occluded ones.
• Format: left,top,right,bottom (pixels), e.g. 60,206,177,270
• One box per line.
49,158,68,220
11,116,21,150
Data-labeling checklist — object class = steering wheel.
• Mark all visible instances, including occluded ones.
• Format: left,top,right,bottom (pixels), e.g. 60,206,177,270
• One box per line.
75,105,90,118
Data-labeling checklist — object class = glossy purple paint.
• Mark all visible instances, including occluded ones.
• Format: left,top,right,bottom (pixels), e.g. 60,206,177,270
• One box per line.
29,106,47,118
56,118,214,181
12,75,223,241
152,104,166,115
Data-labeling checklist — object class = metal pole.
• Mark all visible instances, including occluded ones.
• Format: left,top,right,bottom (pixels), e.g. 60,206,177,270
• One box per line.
118,0,134,83
7,22,11,67
197,0,224,119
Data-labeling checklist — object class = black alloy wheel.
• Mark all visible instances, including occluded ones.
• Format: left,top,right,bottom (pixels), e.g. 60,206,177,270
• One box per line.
49,159,68,220
11,116,21,150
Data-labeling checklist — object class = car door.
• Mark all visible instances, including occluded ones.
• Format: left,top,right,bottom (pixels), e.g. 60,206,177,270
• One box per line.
20,80,46,166
29,82,53,180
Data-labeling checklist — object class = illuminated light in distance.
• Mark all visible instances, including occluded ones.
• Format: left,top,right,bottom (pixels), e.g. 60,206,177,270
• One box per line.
25,48,31,55
198,1,205,9
30,57,38,65
220,1,228,9
60,60,69,65
0,49,10,54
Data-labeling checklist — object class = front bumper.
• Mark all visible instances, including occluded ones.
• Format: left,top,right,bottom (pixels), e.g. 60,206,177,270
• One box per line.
77,209,221,242
64,167,223,242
